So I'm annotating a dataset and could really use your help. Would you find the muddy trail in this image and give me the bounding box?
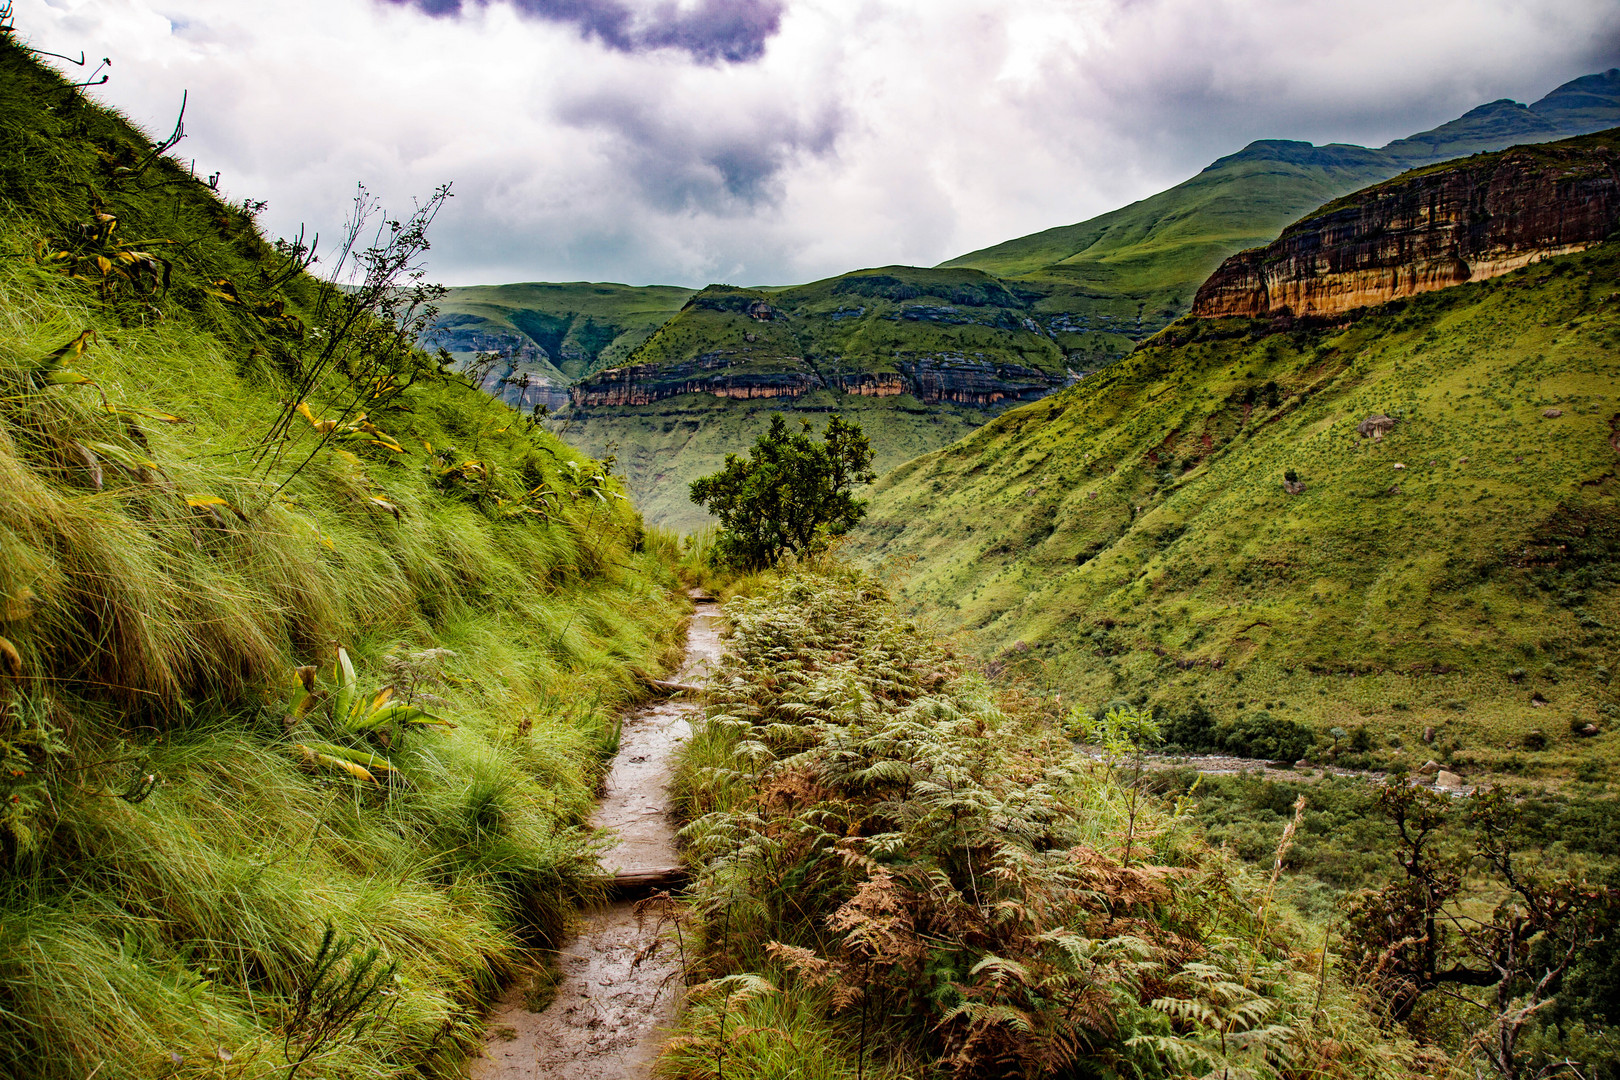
[471,595,722,1080]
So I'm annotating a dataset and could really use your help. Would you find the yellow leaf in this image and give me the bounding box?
[103,404,185,424]
[293,743,376,784]
[185,496,229,508]
[41,329,94,367]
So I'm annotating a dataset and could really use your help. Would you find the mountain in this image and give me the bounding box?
[424,280,693,410]
[1193,130,1620,318]
[848,128,1620,776]
[943,69,1620,352]
[442,70,1620,532]
[552,266,1073,530]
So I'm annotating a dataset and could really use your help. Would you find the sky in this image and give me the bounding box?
[20,0,1620,288]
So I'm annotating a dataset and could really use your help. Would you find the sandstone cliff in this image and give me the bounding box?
[1191,130,1620,319]
[568,353,1064,410]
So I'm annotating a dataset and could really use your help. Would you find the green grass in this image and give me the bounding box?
[849,239,1620,784]
[0,35,686,1080]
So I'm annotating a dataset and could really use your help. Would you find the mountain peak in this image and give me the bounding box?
[1202,139,1387,172]
[1531,67,1620,128]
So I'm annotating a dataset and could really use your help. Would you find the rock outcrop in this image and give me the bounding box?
[896,357,1062,406]
[567,353,1065,410]
[568,354,820,407]
[1192,131,1620,319]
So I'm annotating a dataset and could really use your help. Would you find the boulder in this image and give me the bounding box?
[1357,415,1398,441]
[1543,408,1563,418]
[1419,759,1441,775]
[1436,769,1465,791]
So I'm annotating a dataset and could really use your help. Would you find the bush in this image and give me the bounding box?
[1218,710,1316,761]
[1161,700,1220,752]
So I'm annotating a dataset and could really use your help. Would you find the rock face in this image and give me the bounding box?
[896,357,1062,406]
[568,354,1064,410]
[568,352,820,407]
[462,357,571,412]
[1192,132,1620,319]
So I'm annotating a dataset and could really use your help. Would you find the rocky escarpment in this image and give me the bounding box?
[895,357,1063,405]
[569,352,820,407]
[1192,130,1620,319]
[569,353,1066,410]
[464,358,571,412]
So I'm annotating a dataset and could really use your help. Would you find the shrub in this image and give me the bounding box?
[688,414,874,570]
[1161,699,1220,752]
[1219,709,1317,761]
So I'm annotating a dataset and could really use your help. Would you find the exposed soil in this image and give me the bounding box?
[470,594,722,1080]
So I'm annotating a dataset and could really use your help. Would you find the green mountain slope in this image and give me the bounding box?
[944,69,1620,350]
[554,266,1072,531]
[427,280,693,408]
[539,70,1620,534]
[849,240,1620,778]
[0,35,683,1079]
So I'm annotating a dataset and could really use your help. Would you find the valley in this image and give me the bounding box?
[847,129,1620,787]
[440,69,1620,531]
[6,13,1620,1080]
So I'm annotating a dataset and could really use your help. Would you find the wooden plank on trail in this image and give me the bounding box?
[647,679,703,695]
[604,865,689,897]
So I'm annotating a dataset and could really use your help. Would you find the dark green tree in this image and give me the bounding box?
[689,414,875,569]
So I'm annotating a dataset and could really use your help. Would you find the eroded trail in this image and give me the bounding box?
[471,596,722,1080]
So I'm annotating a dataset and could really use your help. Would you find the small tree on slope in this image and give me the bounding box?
[689,413,875,569]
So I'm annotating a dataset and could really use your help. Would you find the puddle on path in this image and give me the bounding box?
[470,596,722,1080]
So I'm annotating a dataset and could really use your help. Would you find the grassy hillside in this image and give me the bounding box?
[555,389,997,532]
[850,241,1620,782]
[553,266,1071,531]
[427,280,694,405]
[944,69,1620,353]
[0,34,684,1080]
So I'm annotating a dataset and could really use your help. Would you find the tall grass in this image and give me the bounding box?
[0,35,685,1080]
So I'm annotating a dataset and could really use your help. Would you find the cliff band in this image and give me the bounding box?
[1192,130,1620,318]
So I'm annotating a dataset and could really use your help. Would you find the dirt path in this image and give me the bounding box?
[470,595,723,1080]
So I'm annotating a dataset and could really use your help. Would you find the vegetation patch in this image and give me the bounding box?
[662,572,1414,1079]
[0,36,684,1080]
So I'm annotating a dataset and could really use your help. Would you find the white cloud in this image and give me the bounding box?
[19,0,1620,286]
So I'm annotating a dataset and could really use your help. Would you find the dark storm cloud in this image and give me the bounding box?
[381,0,785,63]
[556,90,842,213]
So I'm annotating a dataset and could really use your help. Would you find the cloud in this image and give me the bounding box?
[18,0,1620,289]
[554,87,842,211]
[378,0,785,63]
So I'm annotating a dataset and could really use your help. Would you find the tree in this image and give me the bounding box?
[689,414,875,569]
[1340,782,1617,1080]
